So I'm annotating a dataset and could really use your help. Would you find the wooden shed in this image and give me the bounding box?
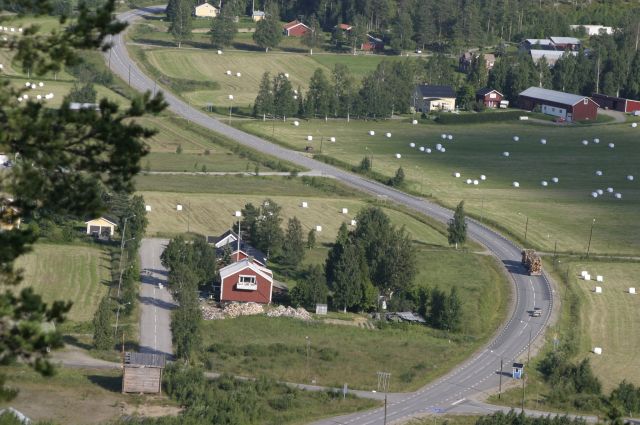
[122,352,166,394]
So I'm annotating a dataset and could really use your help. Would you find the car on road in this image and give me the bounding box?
[531,307,542,317]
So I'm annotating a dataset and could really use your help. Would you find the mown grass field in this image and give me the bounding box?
[569,261,640,391]
[138,188,448,245]
[14,244,111,323]
[240,119,640,255]
[5,77,128,107]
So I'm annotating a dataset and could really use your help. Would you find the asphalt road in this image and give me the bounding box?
[139,238,175,357]
[108,9,554,423]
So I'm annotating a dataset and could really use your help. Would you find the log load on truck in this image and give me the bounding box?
[521,249,542,275]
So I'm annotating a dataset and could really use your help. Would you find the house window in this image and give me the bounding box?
[237,275,257,290]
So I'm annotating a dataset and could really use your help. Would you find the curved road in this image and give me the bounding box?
[107,8,554,424]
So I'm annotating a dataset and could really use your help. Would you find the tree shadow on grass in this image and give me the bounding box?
[87,374,122,392]
[63,334,93,351]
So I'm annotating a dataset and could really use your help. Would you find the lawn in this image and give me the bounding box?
[14,243,111,323]
[137,189,448,245]
[240,119,640,255]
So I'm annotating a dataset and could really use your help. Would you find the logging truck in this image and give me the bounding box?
[521,249,542,275]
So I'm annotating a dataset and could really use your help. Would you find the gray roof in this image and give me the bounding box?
[416,84,456,99]
[252,10,265,16]
[525,38,553,46]
[529,50,577,65]
[519,87,589,106]
[550,36,581,45]
[124,352,166,367]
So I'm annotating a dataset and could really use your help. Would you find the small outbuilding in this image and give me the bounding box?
[518,87,599,122]
[85,216,117,238]
[194,2,219,18]
[413,85,456,112]
[512,362,524,379]
[591,93,640,114]
[122,352,166,394]
[252,10,265,22]
[476,88,504,108]
[220,258,273,304]
[361,34,384,52]
[283,20,310,37]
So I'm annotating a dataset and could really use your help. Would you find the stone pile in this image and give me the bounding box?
[266,305,312,321]
[224,302,264,318]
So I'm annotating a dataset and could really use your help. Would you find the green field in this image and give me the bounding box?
[14,244,111,323]
[240,119,640,255]
[569,261,640,391]
[138,188,448,245]
[6,77,128,107]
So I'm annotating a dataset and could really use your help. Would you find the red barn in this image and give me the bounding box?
[476,88,504,108]
[361,34,383,52]
[220,258,273,304]
[518,87,599,122]
[283,20,310,37]
[591,93,640,114]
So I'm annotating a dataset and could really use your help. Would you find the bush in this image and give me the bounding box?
[435,110,526,124]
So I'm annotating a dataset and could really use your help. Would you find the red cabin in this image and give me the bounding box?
[219,258,273,304]
[476,88,504,108]
[283,20,310,37]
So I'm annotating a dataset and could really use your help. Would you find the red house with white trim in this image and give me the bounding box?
[476,88,504,108]
[283,20,310,37]
[219,258,273,304]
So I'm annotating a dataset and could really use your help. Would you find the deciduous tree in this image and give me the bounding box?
[447,201,467,249]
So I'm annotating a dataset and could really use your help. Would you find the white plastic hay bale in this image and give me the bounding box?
[30,84,36,89]
[425,148,432,154]
[593,138,600,144]
[409,142,415,148]
[25,82,30,87]
[176,204,182,211]
[315,225,322,232]
[513,181,520,188]
[593,347,602,355]
[594,286,602,293]
[412,119,418,125]
[395,153,402,159]
[596,275,603,282]
[236,72,242,77]
[36,95,41,100]
[330,137,336,142]
[503,151,510,157]
[629,287,636,294]
[284,73,289,78]
[22,94,28,100]
[627,175,634,181]
[350,219,357,226]
[595,170,603,176]
[145,205,152,212]
[226,70,231,75]
[234,210,242,217]
[217,49,222,54]
[38,82,43,87]
[441,134,447,139]
[582,140,589,146]
[552,177,559,183]
[540,139,547,145]
[386,132,392,138]
[369,130,375,136]
[436,143,442,150]
[591,192,599,198]
[609,143,615,148]
[584,274,591,281]
[632,122,638,128]
[615,193,622,199]
[513,136,519,142]
[597,189,604,195]
[228,94,234,101]
[447,134,453,140]
[541,180,548,187]
[473,179,479,185]
[466,179,472,185]
[18,28,22,32]
[341,208,348,214]
[293,120,299,126]
[440,147,446,153]
[419,146,425,152]
[453,172,461,178]
[17,96,22,102]
[307,135,313,141]
[301,201,308,208]
[581,270,588,277]
[607,187,614,193]
[480,175,486,181]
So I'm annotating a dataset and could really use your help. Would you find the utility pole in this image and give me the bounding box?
[377,371,391,425]
[235,210,242,262]
[114,214,135,338]
[521,374,526,413]
[498,358,504,399]
[527,328,532,364]
[586,218,596,258]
